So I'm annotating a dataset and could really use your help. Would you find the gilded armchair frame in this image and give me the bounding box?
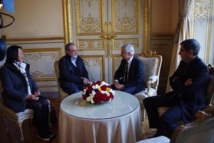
[54,60,68,101]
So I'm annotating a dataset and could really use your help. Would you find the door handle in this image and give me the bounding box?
[100,34,117,40]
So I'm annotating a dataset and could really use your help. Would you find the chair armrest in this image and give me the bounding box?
[148,75,158,83]
[0,103,18,121]
[146,75,158,96]
[171,117,214,143]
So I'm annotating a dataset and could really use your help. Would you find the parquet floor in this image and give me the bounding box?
[0,93,155,143]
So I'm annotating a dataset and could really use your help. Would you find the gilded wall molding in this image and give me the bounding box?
[112,0,140,33]
[81,55,105,81]
[152,44,168,69]
[113,38,139,50]
[5,37,64,42]
[143,0,151,50]
[75,0,104,34]
[23,48,62,81]
[112,55,122,81]
[77,39,104,50]
[63,0,72,43]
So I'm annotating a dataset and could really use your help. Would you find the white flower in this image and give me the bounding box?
[83,81,114,104]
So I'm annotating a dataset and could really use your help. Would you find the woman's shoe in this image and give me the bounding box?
[36,133,50,141]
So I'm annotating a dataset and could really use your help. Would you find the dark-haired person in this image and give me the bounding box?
[113,44,145,94]
[58,42,90,95]
[144,39,209,138]
[0,45,55,141]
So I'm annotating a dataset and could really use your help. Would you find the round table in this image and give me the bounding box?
[59,90,142,143]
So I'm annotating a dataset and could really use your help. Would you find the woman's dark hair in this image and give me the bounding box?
[180,39,200,56]
[6,45,23,64]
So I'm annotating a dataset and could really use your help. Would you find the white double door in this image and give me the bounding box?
[66,0,146,83]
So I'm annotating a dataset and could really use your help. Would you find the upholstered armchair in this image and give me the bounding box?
[134,50,162,120]
[137,110,214,143]
[137,65,214,143]
[170,105,214,143]
[170,64,214,143]
[0,73,53,142]
[54,60,68,101]
[0,83,34,143]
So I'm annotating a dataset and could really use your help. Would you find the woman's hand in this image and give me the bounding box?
[26,95,39,100]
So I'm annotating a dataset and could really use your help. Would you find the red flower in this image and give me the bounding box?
[82,81,114,104]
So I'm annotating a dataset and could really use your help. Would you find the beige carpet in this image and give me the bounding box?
[142,115,157,139]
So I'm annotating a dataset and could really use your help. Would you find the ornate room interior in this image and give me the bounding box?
[0,0,214,143]
[1,0,213,94]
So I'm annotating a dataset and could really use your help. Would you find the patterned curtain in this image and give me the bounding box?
[166,0,193,92]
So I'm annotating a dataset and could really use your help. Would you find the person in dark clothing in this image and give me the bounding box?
[0,45,55,141]
[143,39,209,138]
[113,44,145,94]
[58,43,90,95]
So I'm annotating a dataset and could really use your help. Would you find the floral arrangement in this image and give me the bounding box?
[82,80,115,104]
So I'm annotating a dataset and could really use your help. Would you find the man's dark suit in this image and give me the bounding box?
[114,56,145,94]
[59,55,88,94]
[143,56,209,137]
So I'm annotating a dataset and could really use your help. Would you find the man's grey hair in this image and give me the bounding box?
[122,44,135,56]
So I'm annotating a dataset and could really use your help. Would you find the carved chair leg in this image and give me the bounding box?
[18,123,24,143]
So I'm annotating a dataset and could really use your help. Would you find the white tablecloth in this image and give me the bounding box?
[59,90,142,143]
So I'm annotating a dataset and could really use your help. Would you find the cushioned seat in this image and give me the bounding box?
[0,98,33,142]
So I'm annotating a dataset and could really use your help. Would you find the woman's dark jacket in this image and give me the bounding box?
[0,63,39,112]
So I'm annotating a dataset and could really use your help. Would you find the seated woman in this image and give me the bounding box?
[0,45,55,141]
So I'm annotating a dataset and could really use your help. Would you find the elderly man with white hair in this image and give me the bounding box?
[113,44,145,94]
